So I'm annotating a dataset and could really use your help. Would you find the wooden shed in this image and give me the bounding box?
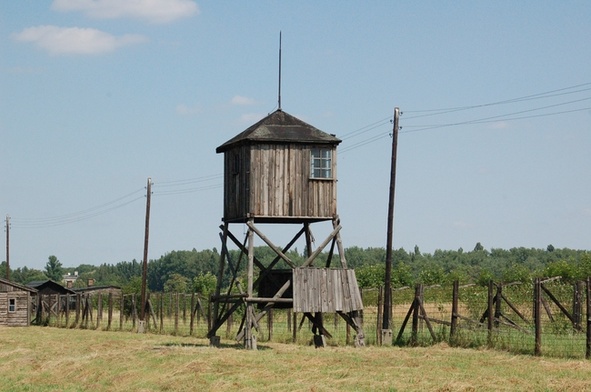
[209,109,365,349]
[0,278,36,327]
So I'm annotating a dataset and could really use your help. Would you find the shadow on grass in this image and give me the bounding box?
[158,341,273,350]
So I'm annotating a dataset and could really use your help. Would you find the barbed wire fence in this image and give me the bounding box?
[33,277,591,359]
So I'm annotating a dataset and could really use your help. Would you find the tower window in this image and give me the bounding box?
[310,148,332,179]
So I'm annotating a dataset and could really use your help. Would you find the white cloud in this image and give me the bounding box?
[13,25,146,55]
[230,95,257,106]
[176,103,202,116]
[51,0,199,24]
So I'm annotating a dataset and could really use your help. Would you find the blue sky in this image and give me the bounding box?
[1,1,590,270]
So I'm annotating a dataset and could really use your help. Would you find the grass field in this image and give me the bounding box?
[1,326,590,391]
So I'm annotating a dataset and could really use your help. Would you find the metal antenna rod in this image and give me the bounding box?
[278,31,282,110]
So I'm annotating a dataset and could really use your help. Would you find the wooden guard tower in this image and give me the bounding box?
[208,109,365,349]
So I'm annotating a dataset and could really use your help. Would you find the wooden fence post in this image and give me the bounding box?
[189,292,195,336]
[174,293,179,335]
[411,284,421,346]
[182,294,187,324]
[159,292,164,333]
[120,294,125,330]
[450,280,459,343]
[107,293,113,331]
[573,281,583,332]
[494,283,503,328]
[75,293,81,327]
[487,280,494,347]
[96,293,102,330]
[586,277,591,360]
[131,294,137,329]
[65,294,70,328]
[377,286,383,345]
[534,277,542,356]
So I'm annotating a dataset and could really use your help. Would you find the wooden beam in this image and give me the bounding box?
[246,221,296,268]
[302,224,341,268]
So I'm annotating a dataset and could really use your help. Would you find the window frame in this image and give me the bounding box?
[8,298,16,313]
[310,147,334,180]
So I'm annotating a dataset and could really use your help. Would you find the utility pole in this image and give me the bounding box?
[382,107,400,345]
[139,178,152,333]
[5,215,9,280]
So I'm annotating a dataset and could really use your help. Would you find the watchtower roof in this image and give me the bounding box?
[216,109,341,153]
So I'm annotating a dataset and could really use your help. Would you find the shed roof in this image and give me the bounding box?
[26,279,76,294]
[72,285,122,293]
[216,109,341,153]
[0,278,37,293]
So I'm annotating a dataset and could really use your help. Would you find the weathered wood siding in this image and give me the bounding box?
[292,268,363,313]
[223,145,251,221]
[0,292,31,326]
[223,143,337,221]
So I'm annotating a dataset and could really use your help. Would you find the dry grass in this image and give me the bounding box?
[1,326,590,391]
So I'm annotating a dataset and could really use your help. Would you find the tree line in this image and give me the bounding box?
[2,243,590,294]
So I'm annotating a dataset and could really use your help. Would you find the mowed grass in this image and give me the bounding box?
[1,326,590,391]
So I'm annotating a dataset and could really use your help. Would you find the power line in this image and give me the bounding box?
[403,82,591,119]
[400,106,591,135]
[11,195,145,228]
[339,82,591,153]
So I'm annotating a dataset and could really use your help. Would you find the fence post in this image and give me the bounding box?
[376,286,383,345]
[573,281,583,331]
[174,293,179,335]
[159,293,164,333]
[494,283,503,328]
[107,292,113,331]
[96,293,102,330]
[586,277,591,360]
[131,294,137,329]
[189,292,195,336]
[65,294,70,328]
[534,277,542,356]
[411,284,421,346]
[487,280,494,347]
[75,293,81,327]
[120,294,125,330]
[450,280,459,343]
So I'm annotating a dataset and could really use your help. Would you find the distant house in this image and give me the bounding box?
[63,272,79,289]
[0,278,37,326]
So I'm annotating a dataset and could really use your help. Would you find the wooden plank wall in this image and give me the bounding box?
[249,144,337,219]
[293,268,363,313]
[0,292,31,326]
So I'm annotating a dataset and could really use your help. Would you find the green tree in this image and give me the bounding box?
[11,266,46,284]
[193,272,217,296]
[356,264,385,288]
[544,259,577,282]
[164,273,189,293]
[123,276,143,295]
[44,255,63,282]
